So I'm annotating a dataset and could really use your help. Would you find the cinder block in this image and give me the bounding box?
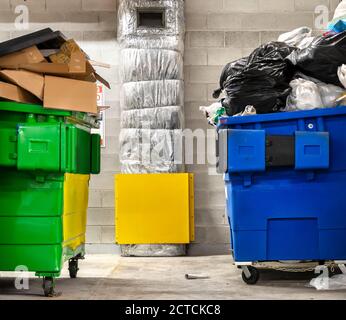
[85,243,120,254]
[89,172,116,190]
[28,12,99,31]
[82,0,117,11]
[184,83,208,102]
[185,101,209,121]
[224,0,259,12]
[188,244,231,255]
[105,117,121,138]
[241,47,256,57]
[46,0,82,11]
[0,0,10,11]
[259,0,294,12]
[205,226,230,244]
[101,154,120,172]
[207,48,242,66]
[188,66,222,84]
[185,14,207,31]
[83,30,117,43]
[189,31,224,47]
[225,31,260,48]
[101,190,115,208]
[275,12,314,30]
[195,189,225,209]
[184,48,207,66]
[101,136,118,155]
[10,0,45,11]
[103,102,120,121]
[240,13,278,31]
[194,225,229,244]
[86,226,102,243]
[194,172,225,192]
[88,190,102,208]
[194,208,226,226]
[100,226,115,244]
[98,12,117,32]
[260,31,284,44]
[185,0,223,13]
[87,208,115,226]
[207,14,242,30]
[295,0,329,12]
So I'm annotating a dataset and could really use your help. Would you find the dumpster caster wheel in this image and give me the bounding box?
[43,277,55,297]
[68,259,79,279]
[241,267,260,285]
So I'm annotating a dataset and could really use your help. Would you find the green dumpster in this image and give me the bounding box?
[0,101,101,296]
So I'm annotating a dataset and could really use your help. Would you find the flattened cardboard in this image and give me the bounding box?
[49,39,87,74]
[49,39,110,87]
[0,81,39,104]
[0,69,44,100]
[0,46,45,66]
[43,75,97,114]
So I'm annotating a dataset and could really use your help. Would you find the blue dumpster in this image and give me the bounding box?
[217,106,346,284]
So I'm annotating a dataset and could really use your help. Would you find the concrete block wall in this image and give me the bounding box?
[0,0,341,255]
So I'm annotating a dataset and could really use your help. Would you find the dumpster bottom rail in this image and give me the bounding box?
[234,261,346,285]
[235,261,344,272]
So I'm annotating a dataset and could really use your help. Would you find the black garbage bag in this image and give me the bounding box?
[215,42,296,116]
[287,31,346,86]
[212,57,248,99]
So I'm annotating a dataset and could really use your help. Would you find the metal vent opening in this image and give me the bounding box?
[137,9,166,28]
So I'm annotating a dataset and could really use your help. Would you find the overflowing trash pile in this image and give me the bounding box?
[203,1,346,126]
[0,28,109,114]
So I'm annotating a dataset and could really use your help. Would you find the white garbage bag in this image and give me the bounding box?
[333,0,346,20]
[278,27,314,49]
[310,273,346,290]
[338,64,346,89]
[285,77,345,111]
[199,101,226,126]
[318,82,345,107]
[285,78,323,111]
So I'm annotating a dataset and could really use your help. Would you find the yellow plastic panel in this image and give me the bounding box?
[63,173,90,250]
[115,173,194,244]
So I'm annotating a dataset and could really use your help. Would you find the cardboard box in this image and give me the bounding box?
[43,75,97,114]
[0,46,45,66]
[0,81,39,104]
[0,69,44,100]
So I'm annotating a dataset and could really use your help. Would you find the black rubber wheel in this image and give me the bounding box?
[241,267,260,285]
[43,277,55,297]
[68,259,79,279]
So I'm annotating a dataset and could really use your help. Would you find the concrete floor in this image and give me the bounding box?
[0,255,345,300]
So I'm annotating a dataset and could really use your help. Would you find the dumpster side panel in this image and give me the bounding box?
[0,170,64,217]
[0,245,62,272]
[62,173,89,255]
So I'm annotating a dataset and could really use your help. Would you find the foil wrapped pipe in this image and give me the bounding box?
[118,0,185,43]
[121,80,184,110]
[121,106,184,130]
[119,129,183,165]
[119,36,184,53]
[121,162,183,174]
[120,48,184,82]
